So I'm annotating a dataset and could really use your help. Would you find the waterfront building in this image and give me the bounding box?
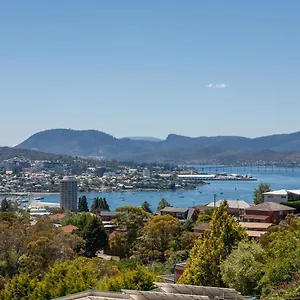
[60,176,78,211]
[143,168,150,178]
[263,189,300,203]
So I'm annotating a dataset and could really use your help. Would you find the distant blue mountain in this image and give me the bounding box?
[125,137,162,142]
[15,128,300,163]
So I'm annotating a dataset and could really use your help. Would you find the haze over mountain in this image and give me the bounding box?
[14,129,300,164]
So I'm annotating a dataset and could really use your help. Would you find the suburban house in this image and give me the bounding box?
[193,221,273,239]
[159,207,197,222]
[263,189,300,203]
[174,262,187,283]
[206,199,250,217]
[51,283,245,299]
[239,222,273,239]
[49,213,66,221]
[241,202,295,224]
[193,223,210,236]
[100,211,116,222]
[60,224,78,233]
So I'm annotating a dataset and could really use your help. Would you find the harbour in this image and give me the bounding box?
[34,165,300,211]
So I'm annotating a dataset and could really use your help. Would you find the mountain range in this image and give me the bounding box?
[14,129,300,164]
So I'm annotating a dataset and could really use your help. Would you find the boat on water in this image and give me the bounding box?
[33,197,44,200]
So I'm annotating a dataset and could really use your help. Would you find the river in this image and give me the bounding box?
[40,165,300,211]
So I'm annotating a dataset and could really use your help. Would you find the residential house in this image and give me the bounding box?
[264,189,300,203]
[100,211,116,222]
[239,222,273,239]
[60,224,78,233]
[206,199,250,217]
[241,202,295,224]
[193,223,210,236]
[159,207,197,222]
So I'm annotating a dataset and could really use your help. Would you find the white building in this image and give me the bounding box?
[143,168,150,178]
[263,189,300,203]
[60,176,78,211]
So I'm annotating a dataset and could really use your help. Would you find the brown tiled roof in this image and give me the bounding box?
[246,202,295,212]
[241,214,269,220]
[61,225,78,233]
[239,222,273,230]
[193,223,210,231]
[246,230,267,238]
[49,213,66,220]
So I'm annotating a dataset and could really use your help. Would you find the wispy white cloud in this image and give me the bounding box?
[206,83,228,89]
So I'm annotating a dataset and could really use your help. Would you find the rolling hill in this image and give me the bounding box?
[15,129,300,164]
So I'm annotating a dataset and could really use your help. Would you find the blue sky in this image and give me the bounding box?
[1,1,300,146]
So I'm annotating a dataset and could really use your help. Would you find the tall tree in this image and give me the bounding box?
[90,197,110,214]
[221,241,266,296]
[78,196,89,212]
[157,198,171,211]
[63,213,107,257]
[141,201,152,213]
[113,206,148,257]
[142,215,180,253]
[253,182,271,205]
[0,198,13,212]
[179,201,247,286]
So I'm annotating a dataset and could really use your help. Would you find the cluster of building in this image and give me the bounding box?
[0,157,199,195]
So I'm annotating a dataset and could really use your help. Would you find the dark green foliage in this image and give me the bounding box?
[0,198,14,212]
[196,209,213,224]
[281,201,300,213]
[90,197,110,214]
[221,241,266,296]
[78,196,89,212]
[165,250,189,273]
[253,182,271,205]
[141,201,152,213]
[111,206,148,258]
[157,198,171,211]
[63,213,107,257]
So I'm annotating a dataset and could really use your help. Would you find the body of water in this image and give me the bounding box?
[40,165,300,211]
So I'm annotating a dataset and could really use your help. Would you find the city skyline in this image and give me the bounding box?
[1,1,300,146]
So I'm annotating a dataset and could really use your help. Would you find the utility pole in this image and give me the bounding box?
[213,191,216,208]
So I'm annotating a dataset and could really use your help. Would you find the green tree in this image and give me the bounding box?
[179,201,247,286]
[221,241,266,296]
[63,213,107,257]
[196,209,213,224]
[99,266,157,292]
[253,182,271,205]
[31,257,117,299]
[0,198,13,212]
[0,273,38,300]
[157,198,171,211]
[142,215,180,253]
[258,223,300,296]
[113,206,148,257]
[109,232,129,258]
[165,250,189,273]
[77,196,89,212]
[141,201,152,213]
[90,197,110,214]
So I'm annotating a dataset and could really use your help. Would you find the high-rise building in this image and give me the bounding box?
[60,176,78,211]
[143,168,151,178]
